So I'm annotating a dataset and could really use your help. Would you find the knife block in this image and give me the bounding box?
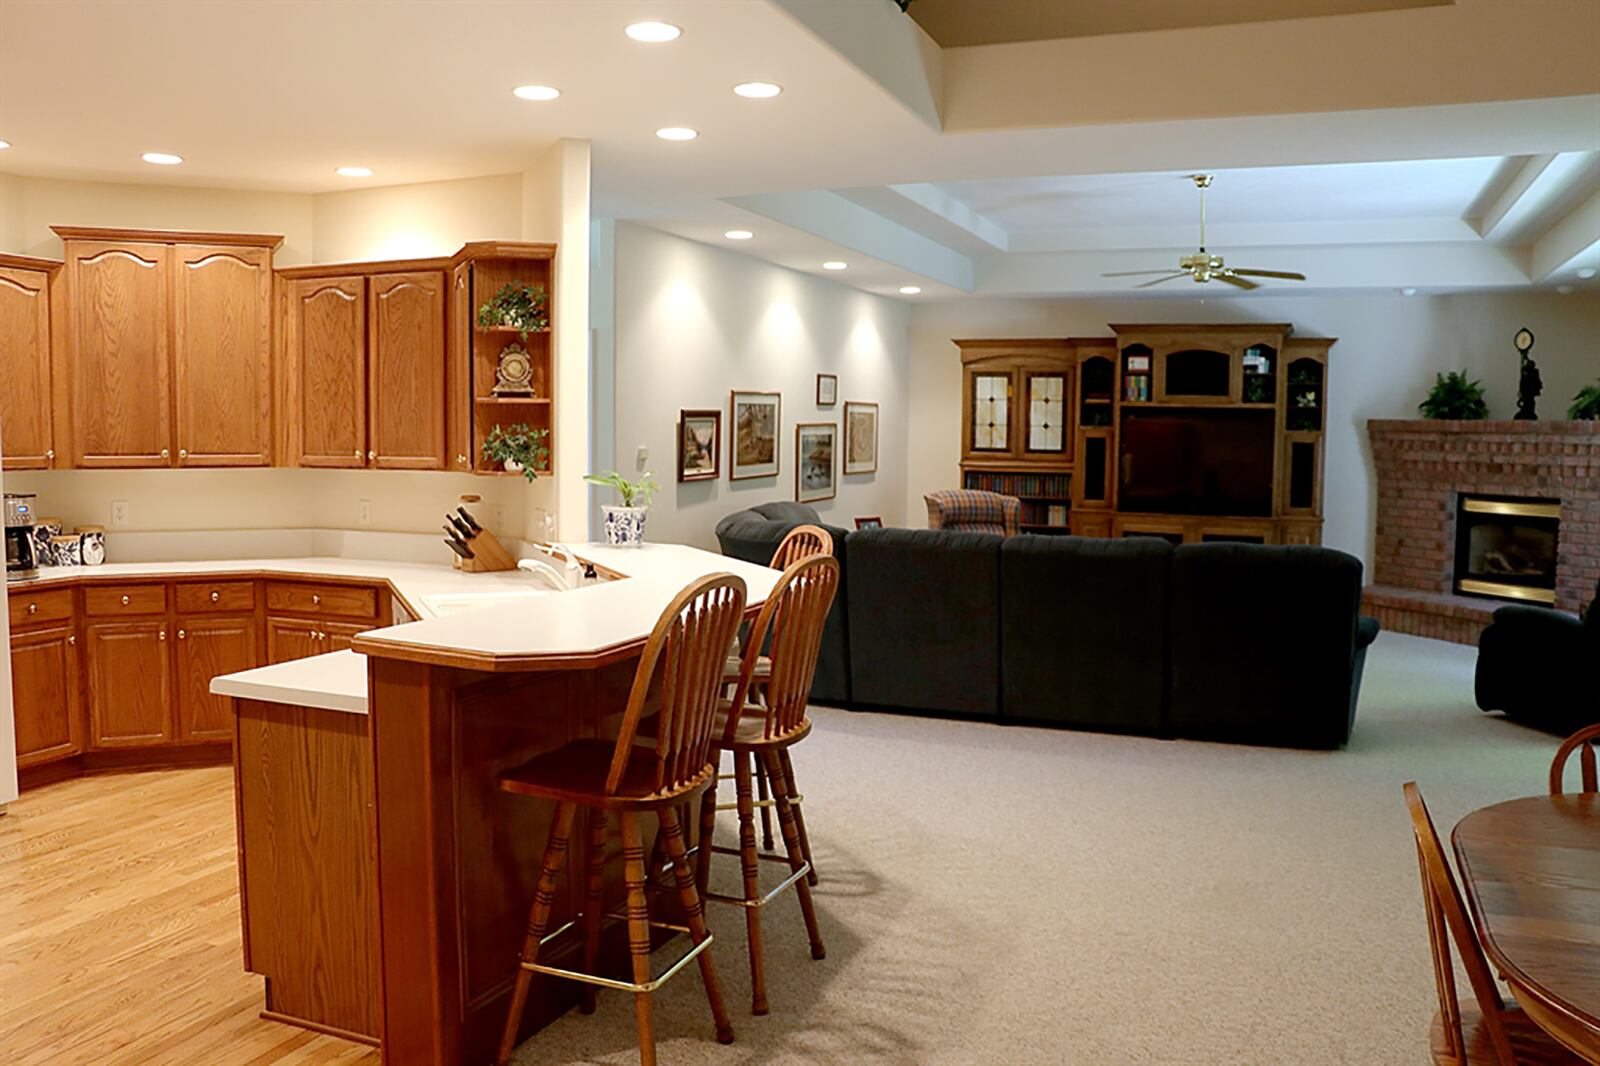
[454,528,518,573]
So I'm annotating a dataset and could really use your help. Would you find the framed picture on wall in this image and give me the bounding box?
[844,400,878,475]
[677,409,721,482]
[816,373,838,406]
[855,516,883,530]
[795,422,836,503]
[729,389,781,480]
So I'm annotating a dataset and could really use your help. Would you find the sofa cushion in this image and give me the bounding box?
[1168,544,1364,749]
[751,501,821,525]
[1000,535,1171,732]
[846,528,1002,716]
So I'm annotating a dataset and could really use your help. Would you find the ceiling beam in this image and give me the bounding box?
[1474,151,1600,243]
[769,0,944,130]
[1530,188,1600,281]
[1006,217,1483,254]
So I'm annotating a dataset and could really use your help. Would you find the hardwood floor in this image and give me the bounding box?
[0,766,379,1064]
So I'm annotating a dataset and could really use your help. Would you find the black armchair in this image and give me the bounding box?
[1475,580,1599,734]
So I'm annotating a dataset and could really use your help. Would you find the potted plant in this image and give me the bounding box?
[1418,370,1489,420]
[584,469,660,547]
[477,280,549,340]
[1569,381,1600,421]
[481,423,549,481]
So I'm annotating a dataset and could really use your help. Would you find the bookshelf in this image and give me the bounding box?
[957,339,1076,533]
[459,242,556,477]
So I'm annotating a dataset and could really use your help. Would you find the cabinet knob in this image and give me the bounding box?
[161,448,170,459]
[210,590,220,602]
[312,593,321,605]
[67,634,76,646]
[27,602,37,614]
[457,454,468,465]
[367,450,376,461]
[46,449,55,461]
[355,449,362,459]
[178,628,186,640]
[179,448,188,459]
[159,629,167,641]
[121,595,130,606]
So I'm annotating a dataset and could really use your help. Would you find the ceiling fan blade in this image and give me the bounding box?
[1229,269,1306,280]
[1134,273,1188,289]
[1102,269,1185,277]
[1215,273,1259,290]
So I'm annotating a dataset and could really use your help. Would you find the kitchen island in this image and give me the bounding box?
[214,543,779,1065]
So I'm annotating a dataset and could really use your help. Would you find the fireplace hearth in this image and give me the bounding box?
[1454,495,1560,605]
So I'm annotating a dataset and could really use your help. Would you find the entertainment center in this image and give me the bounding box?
[958,324,1333,545]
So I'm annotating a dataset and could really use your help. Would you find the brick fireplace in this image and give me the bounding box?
[1365,420,1600,644]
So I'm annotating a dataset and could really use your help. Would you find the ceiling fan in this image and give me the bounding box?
[1103,174,1307,290]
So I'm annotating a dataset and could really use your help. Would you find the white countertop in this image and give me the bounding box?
[213,650,369,715]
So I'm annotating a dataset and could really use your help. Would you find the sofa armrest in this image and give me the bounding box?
[1355,616,1380,650]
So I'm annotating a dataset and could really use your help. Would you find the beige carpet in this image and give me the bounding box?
[513,633,1565,1066]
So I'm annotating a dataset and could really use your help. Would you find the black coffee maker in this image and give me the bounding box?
[4,492,39,582]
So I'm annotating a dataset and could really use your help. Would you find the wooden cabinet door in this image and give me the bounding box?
[0,266,56,469]
[447,261,473,472]
[85,619,172,747]
[10,624,81,767]
[176,615,257,741]
[290,277,367,467]
[324,621,369,653]
[266,616,323,664]
[68,241,172,467]
[368,271,446,470]
[173,245,272,466]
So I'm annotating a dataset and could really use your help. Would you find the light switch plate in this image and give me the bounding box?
[110,500,129,528]
[359,499,372,526]
[636,445,648,468]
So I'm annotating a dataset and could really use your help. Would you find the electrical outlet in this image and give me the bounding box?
[636,445,648,469]
[359,499,372,526]
[110,500,129,528]
[491,505,505,532]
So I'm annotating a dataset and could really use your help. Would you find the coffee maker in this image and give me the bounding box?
[4,493,39,582]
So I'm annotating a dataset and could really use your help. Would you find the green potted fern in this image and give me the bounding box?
[1569,381,1600,421]
[476,280,548,340]
[481,423,549,481]
[1418,371,1489,420]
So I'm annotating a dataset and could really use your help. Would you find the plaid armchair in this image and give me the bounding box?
[923,489,1022,537]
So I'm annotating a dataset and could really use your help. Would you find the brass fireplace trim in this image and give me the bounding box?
[1461,498,1562,520]
[1457,578,1557,605]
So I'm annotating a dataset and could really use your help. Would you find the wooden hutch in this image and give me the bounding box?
[958,324,1332,545]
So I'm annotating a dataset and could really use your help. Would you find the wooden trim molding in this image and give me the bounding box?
[50,225,285,250]
[275,256,455,280]
[454,240,557,263]
[0,251,64,271]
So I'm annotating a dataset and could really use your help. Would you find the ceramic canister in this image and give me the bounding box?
[50,534,82,567]
[31,518,62,566]
[76,525,106,566]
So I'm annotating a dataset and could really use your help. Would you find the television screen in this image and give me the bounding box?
[1119,408,1275,516]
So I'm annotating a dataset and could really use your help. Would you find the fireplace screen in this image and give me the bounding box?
[1454,495,1560,605]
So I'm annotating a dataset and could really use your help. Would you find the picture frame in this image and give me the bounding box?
[677,409,721,482]
[729,389,782,481]
[795,422,837,503]
[816,373,838,406]
[843,400,879,475]
[855,516,883,530]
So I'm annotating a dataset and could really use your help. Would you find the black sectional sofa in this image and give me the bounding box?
[1475,579,1598,735]
[714,505,1380,749]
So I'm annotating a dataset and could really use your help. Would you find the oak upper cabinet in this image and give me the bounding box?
[288,276,367,467]
[173,244,273,465]
[65,239,172,467]
[85,618,172,747]
[0,260,60,469]
[368,271,446,469]
[175,615,257,741]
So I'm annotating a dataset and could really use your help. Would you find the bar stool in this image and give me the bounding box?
[698,553,839,1015]
[724,523,833,859]
[494,573,747,1066]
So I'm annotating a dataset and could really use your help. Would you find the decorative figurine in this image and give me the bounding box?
[492,342,536,396]
[1514,327,1541,421]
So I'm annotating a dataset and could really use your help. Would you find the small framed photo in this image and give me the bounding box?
[816,373,838,406]
[855,516,883,530]
[677,409,721,482]
[843,400,878,475]
[730,389,781,481]
[795,422,836,503]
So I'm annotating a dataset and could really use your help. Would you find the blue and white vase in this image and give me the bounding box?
[603,505,648,547]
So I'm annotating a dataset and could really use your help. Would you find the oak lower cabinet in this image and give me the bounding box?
[0,258,60,470]
[266,617,325,664]
[85,618,173,747]
[9,624,81,768]
[175,615,258,741]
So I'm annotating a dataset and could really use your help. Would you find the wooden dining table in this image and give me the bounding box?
[1453,793,1600,1063]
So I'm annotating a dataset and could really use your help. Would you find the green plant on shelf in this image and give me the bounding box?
[1418,370,1489,420]
[481,423,549,481]
[477,280,548,339]
[1569,381,1600,421]
[1242,375,1275,403]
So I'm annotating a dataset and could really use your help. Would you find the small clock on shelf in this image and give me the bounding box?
[493,343,536,396]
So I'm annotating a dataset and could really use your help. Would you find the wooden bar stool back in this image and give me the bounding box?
[1549,724,1600,794]
[494,573,748,1066]
[1402,782,1583,1066]
[699,554,839,1016]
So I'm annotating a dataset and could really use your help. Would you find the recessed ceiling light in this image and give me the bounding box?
[733,82,782,99]
[1399,287,1418,296]
[724,230,754,240]
[655,127,698,141]
[626,21,681,42]
[513,85,561,101]
[0,140,10,150]
[335,166,373,178]
[823,261,847,271]
[1577,267,1597,279]
[899,285,922,295]
[142,152,183,165]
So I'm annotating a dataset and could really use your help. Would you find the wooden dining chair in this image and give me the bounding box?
[1401,783,1583,1066]
[1549,723,1600,795]
[494,574,747,1066]
[698,553,839,1016]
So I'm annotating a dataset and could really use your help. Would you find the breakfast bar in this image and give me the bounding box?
[213,544,779,1065]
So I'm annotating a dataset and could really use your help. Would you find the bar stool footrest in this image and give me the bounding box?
[702,851,812,909]
[520,913,714,994]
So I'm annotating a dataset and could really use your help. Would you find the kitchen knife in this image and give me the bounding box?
[456,506,483,533]
[446,512,474,539]
[443,525,477,558]
[442,537,473,560]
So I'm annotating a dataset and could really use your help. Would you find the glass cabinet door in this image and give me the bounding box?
[970,372,1011,451]
[1026,372,1066,453]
